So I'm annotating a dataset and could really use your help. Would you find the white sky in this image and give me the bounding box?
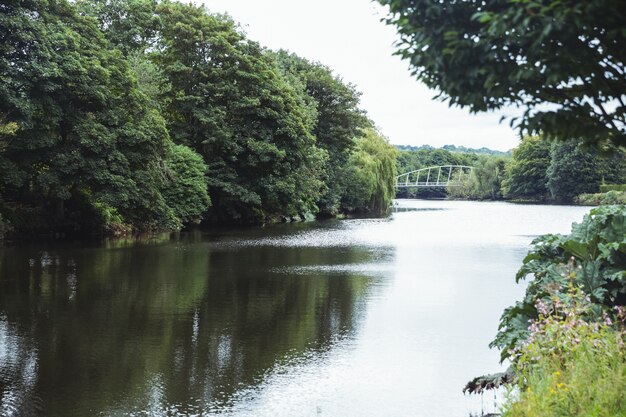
[200,0,521,151]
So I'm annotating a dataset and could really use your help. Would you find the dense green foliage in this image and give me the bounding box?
[547,141,602,202]
[396,144,511,157]
[0,213,9,239]
[448,155,508,200]
[601,184,626,193]
[0,0,396,237]
[342,129,398,215]
[276,51,370,215]
[492,205,626,362]
[417,135,626,203]
[161,144,211,225]
[471,207,626,413]
[273,51,370,216]
[576,191,626,206]
[153,3,327,223]
[501,286,626,417]
[379,0,626,147]
[502,136,552,200]
[0,0,183,234]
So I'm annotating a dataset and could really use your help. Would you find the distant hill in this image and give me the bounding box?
[395,144,511,156]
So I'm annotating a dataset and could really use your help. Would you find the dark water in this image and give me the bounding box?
[0,201,592,416]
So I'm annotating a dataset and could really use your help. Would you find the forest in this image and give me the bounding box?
[0,0,397,239]
[396,136,626,203]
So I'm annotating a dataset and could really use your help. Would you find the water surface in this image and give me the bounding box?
[0,200,592,416]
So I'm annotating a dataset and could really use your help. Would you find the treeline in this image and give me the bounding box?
[397,135,626,202]
[0,0,397,238]
[396,144,511,156]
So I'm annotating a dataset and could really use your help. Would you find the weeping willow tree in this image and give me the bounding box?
[341,128,398,215]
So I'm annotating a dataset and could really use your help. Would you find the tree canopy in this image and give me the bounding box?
[0,0,184,232]
[273,51,369,215]
[501,135,552,200]
[396,137,626,203]
[379,0,626,147]
[0,0,397,237]
[546,141,602,201]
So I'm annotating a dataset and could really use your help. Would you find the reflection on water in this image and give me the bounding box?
[0,200,591,416]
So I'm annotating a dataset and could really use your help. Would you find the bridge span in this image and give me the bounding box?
[395,165,473,188]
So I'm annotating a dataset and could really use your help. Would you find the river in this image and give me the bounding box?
[0,200,592,417]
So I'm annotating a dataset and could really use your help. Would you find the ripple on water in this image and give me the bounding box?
[270,263,395,276]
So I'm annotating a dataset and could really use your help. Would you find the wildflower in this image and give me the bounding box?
[529,322,540,334]
[536,299,550,316]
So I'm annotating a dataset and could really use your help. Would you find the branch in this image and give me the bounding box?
[593,97,621,132]
[463,367,515,394]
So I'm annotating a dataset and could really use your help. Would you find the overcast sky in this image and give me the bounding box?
[200,0,520,151]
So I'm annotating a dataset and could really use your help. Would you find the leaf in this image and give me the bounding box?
[561,239,589,260]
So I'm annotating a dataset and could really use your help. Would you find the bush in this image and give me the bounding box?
[92,202,132,236]
[162,144,211,224]
[492,205,626,362]
[576,190,626,206]
[600,184,626,193]
[502,280,626,417]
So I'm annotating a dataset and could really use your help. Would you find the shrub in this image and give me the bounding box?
[92,202,132,236]
[162,144,211,224]
[492,205,626,362]
[600,184,626,193]
[576,190,626,205]
[502,278,626,417]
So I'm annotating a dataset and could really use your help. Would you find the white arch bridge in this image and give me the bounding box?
[396,165,473,188]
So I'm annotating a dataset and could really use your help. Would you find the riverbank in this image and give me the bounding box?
[575,190,626,205]
[0,207,391,242]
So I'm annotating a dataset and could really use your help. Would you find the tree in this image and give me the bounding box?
[152,3,326,223]
[379,0,626,147]
[1,0,399,236]
[162,144,211,224]
[342,129,397,215]
[449,155,508,200]
[273,51,369,215]
[76,0,161,55]
[596,146,626,185]
[0,0,179,233]
[546,141,601,202]
[502,135,552,200]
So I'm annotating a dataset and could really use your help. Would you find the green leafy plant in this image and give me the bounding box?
[577,191,626,206]
[341,128,398,215]
[92,202,132,236]
[492,205,626,362]
[501,277,626,417]
[601,184,626,193]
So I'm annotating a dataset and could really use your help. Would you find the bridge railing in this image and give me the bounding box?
[395,165,473,188]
